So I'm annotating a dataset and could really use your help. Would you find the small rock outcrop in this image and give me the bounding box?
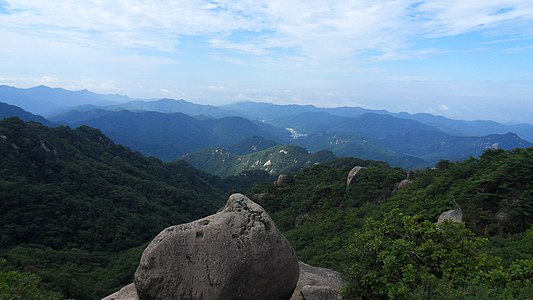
[437,209,463,224]
[290,261,344,300]
[346,166,365,186]
[395,179,413,190]
[134,193,299,300]
[276,174,291,187]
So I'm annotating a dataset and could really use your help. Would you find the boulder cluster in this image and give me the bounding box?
[103,194,342,300]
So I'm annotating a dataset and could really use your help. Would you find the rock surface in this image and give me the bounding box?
[134,193,299,300]
[276,174,291,187]
[103,260,344,300]
[290,261,343,300]
[101,283,138,300]
[395,179,413,190]
[346,166,365,186]
[437,209,463,224]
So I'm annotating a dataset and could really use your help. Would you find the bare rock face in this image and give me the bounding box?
[437,209,463,224]
[290,261,344,300]
[102,283,138,300]
[346,166,366,186]
[134,193,299,300]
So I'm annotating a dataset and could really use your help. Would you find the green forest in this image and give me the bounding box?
[0,118,269,299]
[250,149,533,298]
[1,118,532,299]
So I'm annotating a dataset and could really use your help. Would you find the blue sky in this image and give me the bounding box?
[1,1,533,124]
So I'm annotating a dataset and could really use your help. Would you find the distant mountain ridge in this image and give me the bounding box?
[2,85,531,141]
[50,109,290,161]
[79,98,246,119]
[0,85,135,116]
[225,101,533,142]
[264,111,531,168]
[3,85,532,168]
[0,101,54,126]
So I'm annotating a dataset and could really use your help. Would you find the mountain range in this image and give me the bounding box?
[1,85,532,170]
[48,109,289,161]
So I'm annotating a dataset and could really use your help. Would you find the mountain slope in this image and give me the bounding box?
[376,130,531,161]
[51,110,290,161]
[294,132,429,168]
[226,135,279,155]
[265,112,531,167]
[394,112,533,143]
[0,102,54,126]
[0,117,237,298]
[0,117,226,251]
[183,144,336,177]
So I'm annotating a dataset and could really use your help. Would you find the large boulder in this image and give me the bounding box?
[134,193,299,300]
[290,261,344,300]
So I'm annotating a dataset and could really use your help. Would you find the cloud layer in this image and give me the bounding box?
[2,0,533,60]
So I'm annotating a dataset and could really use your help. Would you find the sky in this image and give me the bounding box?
[1,1,533,124]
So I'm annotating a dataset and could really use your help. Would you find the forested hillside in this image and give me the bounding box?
[183,144,336,177]
[50,109,290,161]
[250,149,533,298]
[0,118,268,299]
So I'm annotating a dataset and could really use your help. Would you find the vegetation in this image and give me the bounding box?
[249,148,533,298]
[183,144,336,177]
[0,258,61,299]
[0,118,270,299]
[346,210,533,299]
[1,116,532,299]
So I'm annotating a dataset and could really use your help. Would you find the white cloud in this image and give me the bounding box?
[2,0,533,61]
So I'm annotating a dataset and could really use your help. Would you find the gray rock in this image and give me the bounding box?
[346,166,365,186]
[134,193,299,300]
[437,209,463,224]
[102,283,138,300]
[290,261,344,300]
[276,174,291,187]
[395,179,413,190]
